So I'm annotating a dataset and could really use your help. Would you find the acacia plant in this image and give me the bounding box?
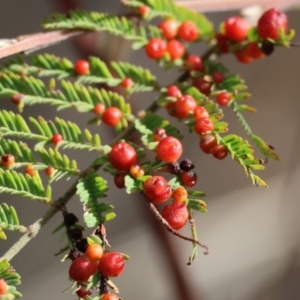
[0,1,294,299]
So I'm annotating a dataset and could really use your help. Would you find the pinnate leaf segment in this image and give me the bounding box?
[0,1,293,299]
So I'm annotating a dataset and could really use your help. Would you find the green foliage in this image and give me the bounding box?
[2,55,158,93]
[0,259,22,299]
[0,170,49,202]
[218,134,267,187]
[37,148,79,182]
[42,11,161,48]
[76,170,115,227]
[0,203,26,240]
[0,110,104,152]
[123,0,214,40]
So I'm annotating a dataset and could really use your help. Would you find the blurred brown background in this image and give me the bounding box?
[1,1,300,299]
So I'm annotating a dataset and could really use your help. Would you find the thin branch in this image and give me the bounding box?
[0,30,85,60]
[142,193,209,255]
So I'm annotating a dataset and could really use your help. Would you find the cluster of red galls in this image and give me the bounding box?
[164,85,228,159]
[68,242,123,300]
[108,126,223,231]
[217,8,288,63]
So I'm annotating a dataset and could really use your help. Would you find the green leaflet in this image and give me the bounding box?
[0,260,22,299]
[0,203,26,239]
[76,171,114,228]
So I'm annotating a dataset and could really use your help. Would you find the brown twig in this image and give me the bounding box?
[142,193,209,254]
[0,30,85,60]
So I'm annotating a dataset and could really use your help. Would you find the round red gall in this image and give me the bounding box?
[25,164,36,177]
[85,244,104,262]
[0,279,8,295]
[101,293,120,300]
[76,286,92,298]
[145,38,167,60]
[212,144,228,160]
[11,93,23,106]
[74,60,90,75]
[98,252,125,278]
[178,21,199,42]
[166,85,181,98]
[102,107,122,127]
[224,17,249,42]
[257,8,288,40]
[193,106,209,121]
[109,142,137,171]
[167,40,185,60]
[138,5,150,17]
[69,256,98,282]
[143,176,172,204]
[1,154,15,167]
[216,92,232,106]
[45,166,55,176]
[114,172,127,189]
[93,103,105,115]
[199,135,218,154]
[121,78,134,89]
[158,19,178,40]
[185,55,204,72]
[51,133,63,145]
[181,171,197,187]
[245,42,264,59]
[175,95,197,118]
[194,117,214,135]
[156,136,183,163]
[235,49,253,64]
[162,202,188,230]
[193,78,212,96]
[212,71,225,84]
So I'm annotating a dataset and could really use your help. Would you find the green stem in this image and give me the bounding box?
[230,102,253,136]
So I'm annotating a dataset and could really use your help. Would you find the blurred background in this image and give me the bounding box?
[1,1,300,299]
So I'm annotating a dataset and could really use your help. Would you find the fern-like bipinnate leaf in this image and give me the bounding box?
[123,0,214,40]
[76,170,115,228]
[0,73,132,131]
[218,134,267,187]
[42,11,162,48]
[2,55,158,93]
[0,170,49,202]
[0,260,22,299]
[37,148,79,182]
[0,110,105,152]
[0,203,26,240]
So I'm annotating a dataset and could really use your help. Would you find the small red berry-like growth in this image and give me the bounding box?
[102,107,122,127]
[181,171,198,187]
[11,93,23,105]
[98,252,125,278]
[156,136,183,163]
[216,92,232,106]
[153,128,167,141]
[172,186,188,202]
[166,85,181,98]
[194,117,214,135]
[74,60,90,75]
[257,8,288,40]
[158,19,178,40]
[167,40,185,60]
[179,158,195,171]
[113,172,127,189]
[185,55,204,72]
[178,21,199,41]
[121,78,134,89]
[109,142,137,171]
[1,154,15,167]
[129,164,145,178]
[138,5,150,17]
[143,176,172,204]
[212,71,225,83]
[69,256,98,282]
[0,279,8,295]
[224,16,249,42]
[215,33,229,53]
[51,133,63,145]
[145,38,167,59]
[235,49,252,64]
[212,144,228,160]
[245,42,264,59]
[101,293,120,300]
[85,244,104,262]
[175,95,197,118]
[45,166,54,176]
[199,135,218,154]
[93,103,105,115]
[161,202,189,230]
[193,78,212,96]
[193,105,209,121]
[166,101,177,117]
[76,286,92,298]
[25,164,36,177]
